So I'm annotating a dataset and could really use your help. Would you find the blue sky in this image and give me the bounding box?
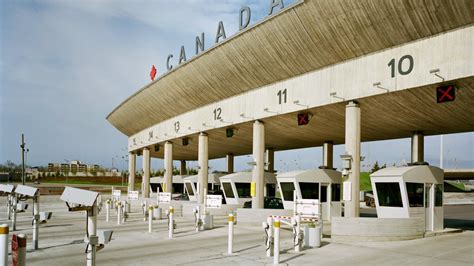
[0,0,472,172]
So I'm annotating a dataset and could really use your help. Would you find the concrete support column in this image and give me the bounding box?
[198,133,209,205]
[142,148,151,198]
[265,148,274,172]
[322,141,334,169]
[226,154,234,173]
[128,153,136,191]
[164,142,173,193]
[344,101,361,217]
[252,121,265,209]
[180,160,187,175]
[411,132,424,164]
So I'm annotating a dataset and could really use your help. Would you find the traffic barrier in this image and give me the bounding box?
[168,207,175,239]
[227,214,234,255]
[0,224,8,266]
[273,219,280,265]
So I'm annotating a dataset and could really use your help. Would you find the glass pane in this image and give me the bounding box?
[332,184,341,201]
[375,182,403,207]
[321,186,327,203]
[185,183,194,196]
[406,183,424,207]
[280,182,295,201]
[223,182,234,198]
[300,182,319,199]
[435,184,443,206]
[235,183,251,198]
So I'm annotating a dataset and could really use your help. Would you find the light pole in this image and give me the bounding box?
[20,134,27,185]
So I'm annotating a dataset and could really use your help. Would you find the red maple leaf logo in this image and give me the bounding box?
[150,65,157,81]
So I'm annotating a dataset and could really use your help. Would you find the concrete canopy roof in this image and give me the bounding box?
[107,0,474,137]
[147,77,474,160]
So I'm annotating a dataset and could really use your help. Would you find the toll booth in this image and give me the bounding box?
[277,169,342,221]
[370,165,444,232]
[184,172,227,202]
[220,171,277,206]
[150,175,188,194]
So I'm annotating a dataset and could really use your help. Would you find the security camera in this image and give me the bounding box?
[60,187,99,211]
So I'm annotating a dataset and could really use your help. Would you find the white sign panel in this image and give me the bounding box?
[343,181,352,201]
[295,199,319,217]
[112,190,121,199]
[206,195,222,209]
[128,190,139,201]
[157,192,172,204]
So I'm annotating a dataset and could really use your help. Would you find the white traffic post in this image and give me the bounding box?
[273,218,280,265]
[86,205,98,266]
[168,207,174,239]
[105,200,110,222]
[11,196,17,231]
[266,216,273,257]
[17,234,27,266]
[33,196,40,250]
[121,201,126,223]
[116,201,122,225]
[227,214,234,255]
[294,215,301,252]
[148,206,153,233]
[7,196,11,220]
[0,224,8,266]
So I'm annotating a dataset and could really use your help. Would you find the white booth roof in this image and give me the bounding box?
[184,172,226,183]
[371,165,443,184]
[151,175,189,184]
[277,169,341,183]
[220,171,277,183]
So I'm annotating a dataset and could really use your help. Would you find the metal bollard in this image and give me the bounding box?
[1,224,8,266]
[273,218,280,265]
[148,206,153,233]
[227,214,234,255]
[294,215,302,252]
[168,207,174,239]
[105,200,110,222]
[116,202,122,225]
[33,197,40,250]
[17,234,27,266]
[86,206,98,266]
[11,196,17,231]
[266,216,274,257]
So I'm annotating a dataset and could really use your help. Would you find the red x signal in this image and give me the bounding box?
[297,113,310,126]
[436,85,456,103]
[150,65,157,81]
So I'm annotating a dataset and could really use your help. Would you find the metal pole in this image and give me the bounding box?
[105,200,110,222]
[168,207,174,239]
[21,134,25,185]
[117,202,122,225]
[227,214,234,255]
[12,195,17,231]
[440,135,444,169]
[0,224,8,266]
[266,216,273,257]
[148,206,153,233]
[33,196,40,249]
[273,218,280,265]
[87,205,97,266]
[7,196,11,220]
[17,234,27,266]
[294,215,301,252]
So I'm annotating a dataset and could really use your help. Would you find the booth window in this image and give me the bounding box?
[406,183,424,207]
[280,182,295,201]
[223,182,234,198]
[185,183,194,196]
[235,183,251,198]
[375,182,403,207]
[300,182,319,199]
[172,184,184,194]
[321,186,327,202]
[332,184,341,201]
[435,184,443,206]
